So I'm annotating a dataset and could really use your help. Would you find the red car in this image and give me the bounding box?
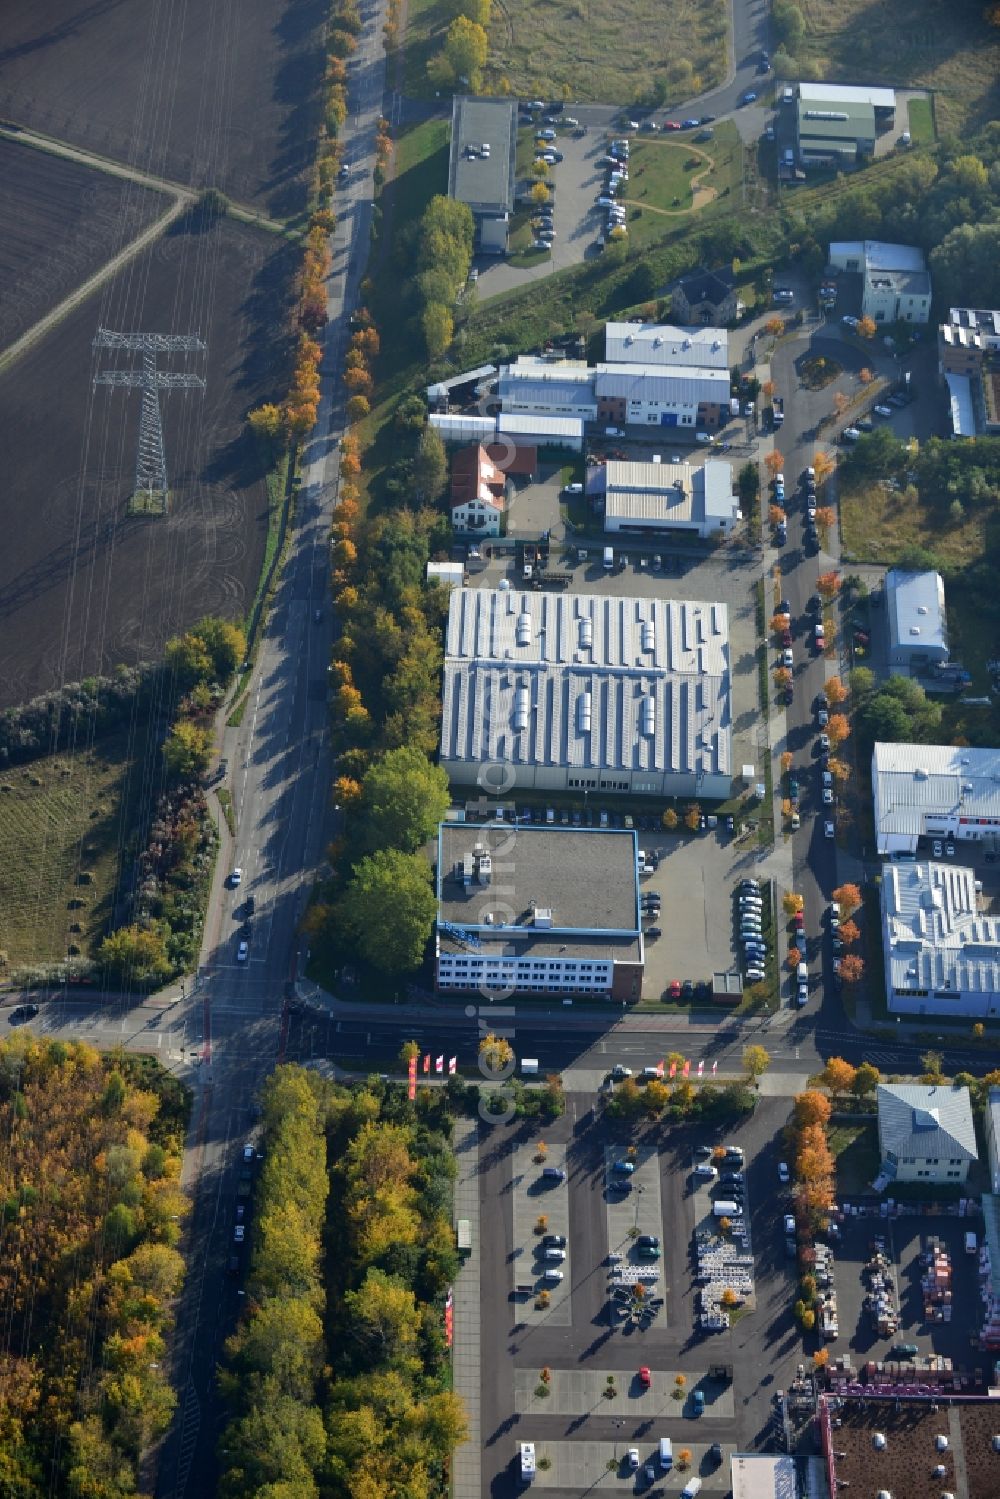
[668,979,682,999]
[794,911,805,933]
[781,628,792,647]
[664,120,682,130]
[638,1366,652,1389]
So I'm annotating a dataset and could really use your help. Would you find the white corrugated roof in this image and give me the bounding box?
[945,372,976,436]
[885,568,948,656]
[594,363,729,404]
[603,458,736,526]
[440,587,731,777]
[873,742,1000,839]
[882,860,1000,997]
[604,322,729,368]
[799,82,896,108]
[497,413,585,438]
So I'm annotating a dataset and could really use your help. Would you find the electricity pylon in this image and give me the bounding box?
[93,329,207,515]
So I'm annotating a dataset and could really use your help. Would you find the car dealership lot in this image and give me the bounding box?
[512,1141,573,1325]
[523,1440,735,1491]
[514,1366,736,1419]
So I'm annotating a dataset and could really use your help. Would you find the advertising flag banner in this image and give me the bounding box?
[435,1055,444,1074]
[712,1059,718,1076]
[697,1059,704,1078]
[682,1059,690,1078]
[448,1057,457,1075]
[656,1060,664,1078]
[423,1054,431,1074]
[408,1055,417,1101]
[668,1061,677,1079]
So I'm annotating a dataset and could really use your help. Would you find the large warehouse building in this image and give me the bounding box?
[880,859,1000,1018]
[872,742,1000,855]
[448,96,517,254]
[439,585,732,799]
[435,824,644,1000]
[885,567,949,674]
[793,82,895,169]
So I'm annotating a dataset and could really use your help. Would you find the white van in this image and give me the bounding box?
[603,546,614,570]
[797,961,808,983]
[713,1200,740,1217]
[681,1479,702,1499]
[659,1438,673,1471]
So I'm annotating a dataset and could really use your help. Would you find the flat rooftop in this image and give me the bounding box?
[826,1399,1000,1499]
[437,824,640,952]
[448,96,516,215]
[604,321,729,368]
[872,741,1000,837]
[881,860,1000,997]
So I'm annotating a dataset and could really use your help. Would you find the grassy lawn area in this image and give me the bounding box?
[0,727,155,970]
[905,95,935,144]
[830,1119,880,1195]
[625,124,743,247]
[403,0,729,104]
[840,482,999,571]
[796,0,998,134]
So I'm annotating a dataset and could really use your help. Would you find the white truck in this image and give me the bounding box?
[520,1443,536,1484]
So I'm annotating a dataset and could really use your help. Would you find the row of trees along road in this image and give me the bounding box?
[97,616,245,990]
[304,482,455,977]
[0,1038,190,1499]
[219,1065,467,1499]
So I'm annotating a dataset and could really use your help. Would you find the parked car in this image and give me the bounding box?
[874,403,892,417]
[8,1003,39,1025]
[237,940,249,963]
[541,1234,566,1248]
[778,1161,790,1183]
[229,867,243,886]
[638,1366,652,1389]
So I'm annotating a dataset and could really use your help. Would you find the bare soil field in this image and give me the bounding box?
[0,138,167,353]
[0,210,298,709]
[0,0,326,219]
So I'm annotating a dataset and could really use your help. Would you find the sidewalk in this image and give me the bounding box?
[451,1117,482,1499]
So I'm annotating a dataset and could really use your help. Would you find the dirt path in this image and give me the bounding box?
[0,193,190,375]
[622,142,718,217]
[0,123,291,235]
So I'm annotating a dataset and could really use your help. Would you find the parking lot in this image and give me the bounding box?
[511,1141,572,1326]
[832,1214,983,1366]
[524,1440,734,1492]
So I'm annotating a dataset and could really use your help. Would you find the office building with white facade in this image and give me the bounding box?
[828,240,932,324]
[872,742,1000,855]
[439,586,732,799]
[597,458,740,539]
[880,858,1000,1017]
[885,568,949,673]
[435,824,644,1001]
[876,1083,977,1185]
[497,355,732,431]
[938,307,1000,439]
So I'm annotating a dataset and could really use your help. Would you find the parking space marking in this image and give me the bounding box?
[523,1439,736,1491]
[511,1142,572,1326]
[513,1367,735,1420]
[605,1144,664,1259]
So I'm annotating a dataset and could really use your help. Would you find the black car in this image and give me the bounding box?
[700,114,716,124]
[541,1233,567,1248]
[227,1254,241,1277]
[637,1234,660,1248]
[645,926,662,939]
[8,1003,39,1025]
[815,692,829,710]
[246,894,256,916]
[808,594,821,614]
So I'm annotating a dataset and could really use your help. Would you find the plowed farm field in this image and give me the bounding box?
[0,0,326,219]
[0,137,166,353]
[0,211,297,709]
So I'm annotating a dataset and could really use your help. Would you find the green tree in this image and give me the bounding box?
[99,924,172,987]
[852,1061,881,1099]
[443,15,488,89]
[422,302,454,359]
[193,616,246,681]
[338,850,436,972]
[164,631,212,689]
[162,718,212,780]
[344,1268,419,1358]
[479,1032,514,1074]
[742,1044,771,1082]
[248,403,285,443]
[412,426,448,504]
[772,0,804,47]
[360,746,450,853]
